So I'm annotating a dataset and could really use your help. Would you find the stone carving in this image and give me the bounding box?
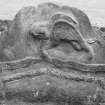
[0,2,105,105]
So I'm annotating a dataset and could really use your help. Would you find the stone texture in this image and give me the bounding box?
[0,2,105,105]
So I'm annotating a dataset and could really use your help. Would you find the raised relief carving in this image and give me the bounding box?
[0,2,105,105]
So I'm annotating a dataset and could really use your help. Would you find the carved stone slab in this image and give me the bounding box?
[0,2,105,105]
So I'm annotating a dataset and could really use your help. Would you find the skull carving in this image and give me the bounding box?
[0,2,105,105]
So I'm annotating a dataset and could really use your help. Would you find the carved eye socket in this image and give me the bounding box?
[28,31,48,41]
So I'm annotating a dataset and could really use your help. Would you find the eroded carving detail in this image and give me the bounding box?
[0,2,105,105]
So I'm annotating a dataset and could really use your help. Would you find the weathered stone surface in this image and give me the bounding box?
[0,2,105,105]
